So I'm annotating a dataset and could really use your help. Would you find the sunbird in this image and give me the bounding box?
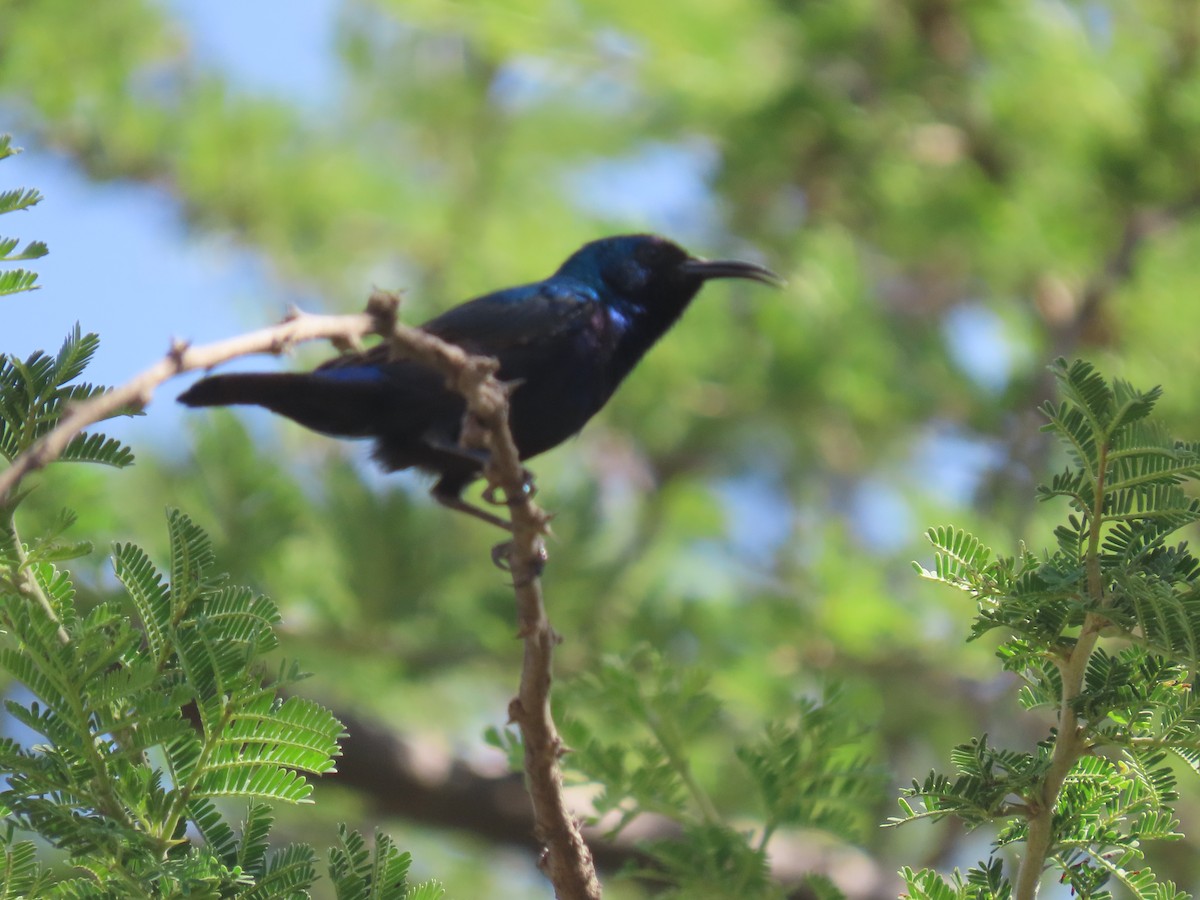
[180,234,780,528]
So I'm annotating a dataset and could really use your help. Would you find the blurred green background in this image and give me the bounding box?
[4,0,1200,896]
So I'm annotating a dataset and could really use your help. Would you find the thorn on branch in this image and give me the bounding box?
[507,697,525,724]
[532,509,556,537]
[456,357,502,405]
[168,338,190,368]
[330,333,363,355]
[366,288,401,337]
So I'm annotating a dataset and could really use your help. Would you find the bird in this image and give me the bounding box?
[179,234,781,529]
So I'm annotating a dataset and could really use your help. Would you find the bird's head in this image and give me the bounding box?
[556,234,781,319]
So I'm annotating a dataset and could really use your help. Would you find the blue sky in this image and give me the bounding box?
[2,144,295,447]
[2,0,346,446]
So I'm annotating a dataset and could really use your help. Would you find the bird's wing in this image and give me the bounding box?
[315,343,436,376]
[418,279,603,354]
[315,279,602,372]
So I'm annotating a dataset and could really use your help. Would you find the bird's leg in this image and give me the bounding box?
[424,434,493,470]
[481,467,537,506]
[422,439,514,530]
[430,486,514,532]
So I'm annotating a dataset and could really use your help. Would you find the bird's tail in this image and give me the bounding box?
[178,372,382,438]
[178,373,285,408]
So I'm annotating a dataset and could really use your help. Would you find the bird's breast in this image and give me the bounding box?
[497,309,629,459]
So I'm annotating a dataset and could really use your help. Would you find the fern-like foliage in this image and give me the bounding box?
[0,135,48,298]
[0,326,136,467]
[0,510,338,889]
[900,360,1200,898]
[538,646,880,899]
[0,174,442,897]
[329,825,446,900]
[0,506,443,897]
[900,858,1012,900]
[736,692,884,844]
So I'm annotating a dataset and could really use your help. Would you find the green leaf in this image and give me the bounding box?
[243,843,319,900]
[186,797,239,869]
[0,328,134,464]
[113,541,171,663]
[238,802,276,876]
[736,696,882,840]
[917,525,993,589]
[0,268,39,295]
[329,825,415,900]
[0,187,42,216]
[0,841,46,897]
[167,508,219,610]
[404,884,448,900]
[0,237,48,260]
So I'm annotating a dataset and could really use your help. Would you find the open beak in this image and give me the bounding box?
[680,257,784,287]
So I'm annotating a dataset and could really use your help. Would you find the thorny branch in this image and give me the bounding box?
[0,306,385,504]
[365,289,600,899]
[0,292,602,900]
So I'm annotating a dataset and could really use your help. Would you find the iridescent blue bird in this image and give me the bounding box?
[179,234,780,528]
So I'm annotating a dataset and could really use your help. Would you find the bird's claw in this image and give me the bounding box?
[482,468,538,506]
[491,541,513,570]
[491,540,549,585]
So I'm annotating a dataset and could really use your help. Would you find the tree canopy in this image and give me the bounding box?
[4,1,1200,897]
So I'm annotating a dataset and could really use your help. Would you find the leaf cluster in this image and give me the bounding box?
[0,327,442,897]
[0,327,136,473]
[901,360,1200,898]
[0,506,342,894]
[0,135,47,298]
[497,646,883,899]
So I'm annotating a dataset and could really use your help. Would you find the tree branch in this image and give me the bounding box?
[0,306,387,505]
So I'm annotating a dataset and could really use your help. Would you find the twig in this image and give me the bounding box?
[0,306,389,504]
[0,308,386,643]
[1013,442,1110,900]
[0,510,71,645]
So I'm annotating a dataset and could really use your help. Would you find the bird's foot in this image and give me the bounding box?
[491,540,548,585]
[482,468,537,507]
[491,541,513,570]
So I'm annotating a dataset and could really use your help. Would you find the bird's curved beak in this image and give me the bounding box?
[680,257,784,286]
